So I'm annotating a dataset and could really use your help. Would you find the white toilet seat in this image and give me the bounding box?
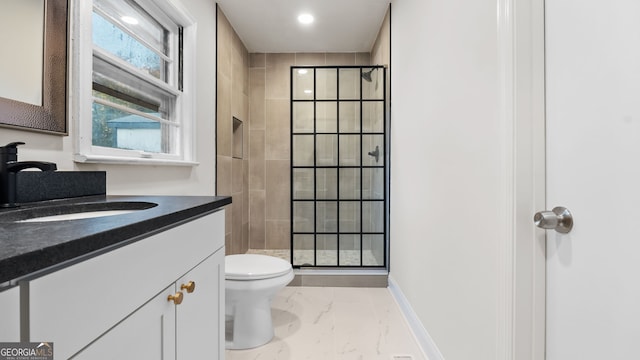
[225,254,292,280]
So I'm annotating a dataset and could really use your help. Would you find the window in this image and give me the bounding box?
[73,0,196,165]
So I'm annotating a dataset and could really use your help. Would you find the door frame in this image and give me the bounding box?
[498,0,547,358]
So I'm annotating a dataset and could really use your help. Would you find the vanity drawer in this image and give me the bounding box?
[24,210,224,359]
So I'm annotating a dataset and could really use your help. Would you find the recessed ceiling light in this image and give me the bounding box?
[121,16,139,25]
[304,89,313,94]
[297,13,314,25]
[298,69,308,75]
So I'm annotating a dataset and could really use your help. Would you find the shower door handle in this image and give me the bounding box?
[533,206,573,234]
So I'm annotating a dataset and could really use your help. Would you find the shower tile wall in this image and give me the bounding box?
[249,52,371,252]
[217,7,249,255]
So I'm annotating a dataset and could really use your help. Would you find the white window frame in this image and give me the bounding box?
[72,0,198,165]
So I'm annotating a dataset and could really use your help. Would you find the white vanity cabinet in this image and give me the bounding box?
[0,286,20,341]
[73,250,225,360]
[22,210,225,359]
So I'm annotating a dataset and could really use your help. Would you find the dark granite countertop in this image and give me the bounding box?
[0,195,231,288]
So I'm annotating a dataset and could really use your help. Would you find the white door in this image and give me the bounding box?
[545,0,640,358]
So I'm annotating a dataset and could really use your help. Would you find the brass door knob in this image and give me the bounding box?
[180,281,196,293]
[168,292,184,305]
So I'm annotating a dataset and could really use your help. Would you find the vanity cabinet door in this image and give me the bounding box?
[0,286,20,341]
[73,285,177,360]
[176,249,225,359]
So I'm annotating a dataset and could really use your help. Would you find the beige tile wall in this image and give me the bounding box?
[248,52,371,251]
[217,7,249,255]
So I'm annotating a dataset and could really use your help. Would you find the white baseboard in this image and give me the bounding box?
[388,275,445,360]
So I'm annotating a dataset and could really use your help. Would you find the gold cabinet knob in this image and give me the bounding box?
[168,292,184,305]
[180,281,196,293]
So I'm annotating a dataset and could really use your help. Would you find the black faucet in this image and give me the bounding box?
[0,142,57,208]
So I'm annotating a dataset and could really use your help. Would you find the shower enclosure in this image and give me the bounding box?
[290,66,387,268]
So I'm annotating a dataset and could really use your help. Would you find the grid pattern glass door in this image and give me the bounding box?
[291,66,386,268]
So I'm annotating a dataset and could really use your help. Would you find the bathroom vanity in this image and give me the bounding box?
[0,195,231,359]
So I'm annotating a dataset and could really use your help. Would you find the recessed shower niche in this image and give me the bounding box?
[232,117,243,159]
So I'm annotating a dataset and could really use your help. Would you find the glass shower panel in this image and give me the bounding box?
[293,102,314,133]
[316,134,337,166]
[362,168,384,200]
[316,68,337,100]
[363,235,384,266]
[293,201,315,232]
[339,102,360,133]
[362,201,384,233]
[339,201,361,233]
[339,68,360,100]
[339,234,361,266]
[316,201,337,232]
[339,168,361,199]
[293,135,314,166]
[316,168,337,199]
[293,234,314,266]
[362,101,384,133]
[339,135,360,166]
[362,135,384,166]
[316,102,337,133]
[293,68,314,100]
[291,66,386,268]
[362,67,384,100]
[293,168,314,199]
[316,234,337,266]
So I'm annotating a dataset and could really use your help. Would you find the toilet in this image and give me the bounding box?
[225,254,294,350]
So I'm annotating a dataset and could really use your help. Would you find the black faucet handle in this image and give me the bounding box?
[3,142,25,148]
[0,142,25,154]
[1,142,25,164]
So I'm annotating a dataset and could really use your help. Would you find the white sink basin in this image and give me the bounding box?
[17,210,139,223]
[0,201,157,223]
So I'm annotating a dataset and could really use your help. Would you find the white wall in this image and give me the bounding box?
[390,0,507,358]
[0,0,217,196]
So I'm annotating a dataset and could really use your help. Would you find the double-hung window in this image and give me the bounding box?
[74,0,196,164]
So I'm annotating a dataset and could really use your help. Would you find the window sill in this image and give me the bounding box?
[74,153,199,166]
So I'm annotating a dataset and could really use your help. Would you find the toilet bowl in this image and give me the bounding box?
[225,254,294,350]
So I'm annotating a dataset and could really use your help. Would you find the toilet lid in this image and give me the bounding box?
[225,254,292,280]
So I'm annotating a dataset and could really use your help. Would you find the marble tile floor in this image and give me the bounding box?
[225,286,427,360]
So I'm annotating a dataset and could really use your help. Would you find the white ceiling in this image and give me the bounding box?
[215,0,391,53]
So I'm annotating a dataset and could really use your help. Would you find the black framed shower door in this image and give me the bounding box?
[290,65,387,268]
